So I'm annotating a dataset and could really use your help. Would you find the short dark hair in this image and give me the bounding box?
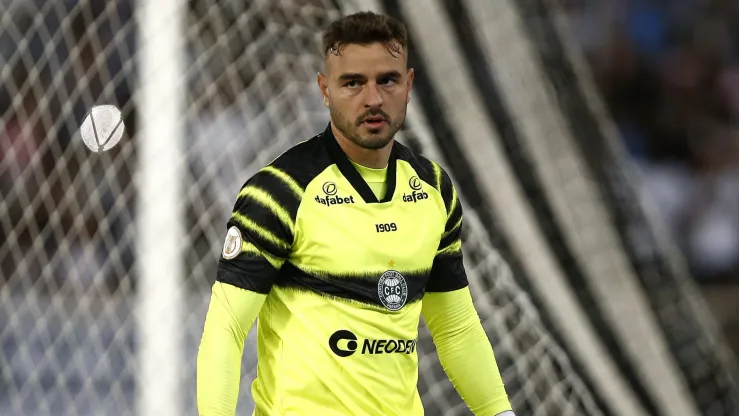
[322,11,408,59]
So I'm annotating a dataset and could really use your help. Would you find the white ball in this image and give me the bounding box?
[80,105,125,153]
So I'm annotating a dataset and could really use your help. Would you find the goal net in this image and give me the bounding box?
[0,0,734,415]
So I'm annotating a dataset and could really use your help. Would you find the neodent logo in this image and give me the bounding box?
[315,181,355,206]
[328,329,417,357]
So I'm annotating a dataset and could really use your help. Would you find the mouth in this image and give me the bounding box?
[362,116,387,128]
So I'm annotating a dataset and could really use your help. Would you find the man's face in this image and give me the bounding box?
[318,42,414,150]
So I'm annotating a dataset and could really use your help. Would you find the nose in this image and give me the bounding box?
[364,83,383,108]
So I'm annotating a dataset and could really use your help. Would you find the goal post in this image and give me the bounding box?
[134,0,186,415]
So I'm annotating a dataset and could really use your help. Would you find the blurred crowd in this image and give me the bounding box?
[561,0,738,350]
[563,0,738,283]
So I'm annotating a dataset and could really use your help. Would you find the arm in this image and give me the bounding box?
[197,166,301,415]
[197,282,266,415]
[425,164,513,415]
[422,288,512,415]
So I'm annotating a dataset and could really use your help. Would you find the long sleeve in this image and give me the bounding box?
[197,281,267,415]
[422,287,512,415]
[198,163,301,414]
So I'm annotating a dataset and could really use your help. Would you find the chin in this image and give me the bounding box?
[362,125,393,142]
[358,135,393,150]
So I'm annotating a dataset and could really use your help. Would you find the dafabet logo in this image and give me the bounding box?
[315,181,355,206]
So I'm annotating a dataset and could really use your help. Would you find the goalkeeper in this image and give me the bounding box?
[197,10,514,416]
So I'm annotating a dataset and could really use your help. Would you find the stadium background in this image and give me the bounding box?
[0,0,737,415]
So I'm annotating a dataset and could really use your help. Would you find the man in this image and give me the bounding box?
[197,11,514,416]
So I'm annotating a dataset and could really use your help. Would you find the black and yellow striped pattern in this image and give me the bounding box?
[392,154,466,293]
[217,138,331,294]
[214,126,469,415]
[276,263,429,309]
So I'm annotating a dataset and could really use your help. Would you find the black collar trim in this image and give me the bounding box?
[321,123,397,203]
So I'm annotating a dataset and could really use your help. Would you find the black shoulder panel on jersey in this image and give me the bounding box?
[230,136,332,257]
[437,166,462,238]
[217,133,335,293]
[266,135,335,191]
[393,141,440,192]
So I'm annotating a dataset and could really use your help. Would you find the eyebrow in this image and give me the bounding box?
[337,70,403,82]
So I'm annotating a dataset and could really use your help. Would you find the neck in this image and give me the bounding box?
[330,123,392,169]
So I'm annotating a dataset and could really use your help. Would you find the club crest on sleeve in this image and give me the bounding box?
[222,226,242,260]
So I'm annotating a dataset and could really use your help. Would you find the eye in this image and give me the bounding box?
[379,77,397,86]
[344,80,360,88]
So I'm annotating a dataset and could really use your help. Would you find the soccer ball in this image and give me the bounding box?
[80,105,126,153]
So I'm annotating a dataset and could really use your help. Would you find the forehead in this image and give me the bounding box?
[325,42,406,76]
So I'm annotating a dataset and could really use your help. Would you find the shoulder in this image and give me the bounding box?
[393,141,453,195]
[232,132,334,217]
[263,134,332,187]
[241,133,333,195]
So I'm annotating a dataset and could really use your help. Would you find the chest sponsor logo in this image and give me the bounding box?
[378,270,408,311]
[403,176,429,203]
[328,329,417,357]
[315,181,355,206]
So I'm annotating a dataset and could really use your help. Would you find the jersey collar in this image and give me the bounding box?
[321,123,398,204]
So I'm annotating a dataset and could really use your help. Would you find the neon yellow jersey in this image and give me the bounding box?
[217,124,466,416]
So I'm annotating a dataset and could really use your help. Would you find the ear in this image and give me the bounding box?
[406,68,415,104]
[317,72,329,107]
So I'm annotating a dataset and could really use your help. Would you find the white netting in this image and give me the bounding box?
[0,0,137,414]
[0,0,604,414]
[415,209,603,416]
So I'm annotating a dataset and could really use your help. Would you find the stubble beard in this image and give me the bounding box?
[330,105,405,150]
